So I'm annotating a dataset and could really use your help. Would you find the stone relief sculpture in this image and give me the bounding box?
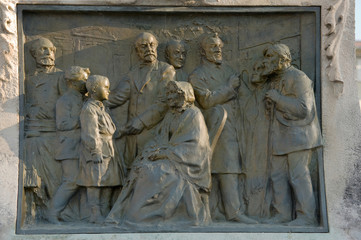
[24,37,66,223]
[48,66,90,224]
[165,39,188,82]
[106,81,211,226]
[20,11,324,232]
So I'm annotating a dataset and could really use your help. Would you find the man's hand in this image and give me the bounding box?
[124,117,145,135]
[93,153,103,164]
[147,148,168,161]
[228,74,240,89]
[265,89,281,103]
[264,98,274,111]
[29,106,50,119]
[113,126,126,139]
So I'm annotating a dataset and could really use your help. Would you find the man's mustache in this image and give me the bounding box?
[144,51,156,56]
[40,56,55,61]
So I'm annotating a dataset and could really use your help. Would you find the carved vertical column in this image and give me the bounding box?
[0,0,19,236]
[324,0,350,97]
[0,0,17,101]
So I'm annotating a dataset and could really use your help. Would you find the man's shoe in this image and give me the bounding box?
[89,206,105,224]
[287,217,316,226]
[230,214,258,224]
[47,210,61,225]
[263,215,290,224]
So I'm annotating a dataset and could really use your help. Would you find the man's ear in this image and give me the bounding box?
[200,48,205,56]
[30,49,36,58]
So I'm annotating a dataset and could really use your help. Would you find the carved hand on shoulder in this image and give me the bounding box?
[93,154,103,164]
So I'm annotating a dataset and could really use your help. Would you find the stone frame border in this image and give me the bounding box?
[15,4,328,234]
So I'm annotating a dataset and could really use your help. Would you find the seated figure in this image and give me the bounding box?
[105,81,211,227]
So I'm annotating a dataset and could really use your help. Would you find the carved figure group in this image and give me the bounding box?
[23,32,322,228]
[48,66,89,224]
[107,32,175,168]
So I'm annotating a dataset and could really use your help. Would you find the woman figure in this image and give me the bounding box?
[106,81,211,227]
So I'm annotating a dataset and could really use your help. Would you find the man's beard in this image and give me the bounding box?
[38,57,55,66]
[171,59,184,69]
[169,99,188,112]
[261,60,279,77]
[143,53,157,63]
[214,58,222,65]
[250,59,279,84]
[206,53,222,65]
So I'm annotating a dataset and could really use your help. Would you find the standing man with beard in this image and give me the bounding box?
[107,32,175,169]
[189,34,257,224]
[261,44,322,226]
[24,37,66,222]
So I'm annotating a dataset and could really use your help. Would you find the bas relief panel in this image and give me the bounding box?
[17,6,326,233]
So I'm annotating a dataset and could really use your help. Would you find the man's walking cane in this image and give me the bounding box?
[262,99,274,217]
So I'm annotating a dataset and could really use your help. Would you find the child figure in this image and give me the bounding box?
[77,75,121,223]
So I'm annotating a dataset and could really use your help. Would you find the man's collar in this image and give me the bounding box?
[67,88,83,98]
[34,65,56,75]
[202,58,222,69]
[139,60,158,70]
[273,65,292,77]
[88,98,104,108]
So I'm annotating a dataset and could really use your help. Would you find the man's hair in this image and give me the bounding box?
[30,37,56,58]
[134,32,158,50]
[65,66,90,82]
[263,43,292,63]
[166,81,195,104]
[200,33,223,53]
[165,39,186,61]
[86,75,108,94]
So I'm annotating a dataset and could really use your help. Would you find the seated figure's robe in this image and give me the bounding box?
[105,105,211,226]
